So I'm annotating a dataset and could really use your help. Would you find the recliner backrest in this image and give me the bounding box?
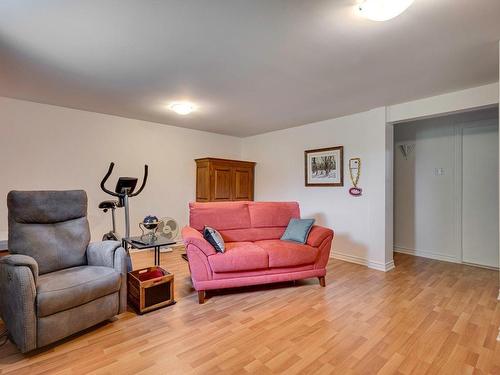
[7,190,90,274]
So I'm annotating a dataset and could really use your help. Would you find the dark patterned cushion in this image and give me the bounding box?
[203,226,225,253]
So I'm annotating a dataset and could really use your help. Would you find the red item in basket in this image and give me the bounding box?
[136,268,165,281]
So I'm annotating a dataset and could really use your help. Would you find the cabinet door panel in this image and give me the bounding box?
[212,165,232,201]
[196,165,210,201]
[233,167,254,200]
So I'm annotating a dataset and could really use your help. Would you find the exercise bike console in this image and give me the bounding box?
[115,177,138,196]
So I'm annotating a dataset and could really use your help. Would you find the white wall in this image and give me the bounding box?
[240,84,498,272]
[0,97,242,243]
[394,108,498,263]
[385,124,394,265]
[242,108,394,271]
[387,83,499,124]
[1,83,498,270]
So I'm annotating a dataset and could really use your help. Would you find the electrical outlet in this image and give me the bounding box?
[434,168,445,176]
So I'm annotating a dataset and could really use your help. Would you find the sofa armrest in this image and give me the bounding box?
[309,226,334,270]
[182,226,216,256]
[307,225,334,248]
[182,226,215,287]
[0,255,38,352]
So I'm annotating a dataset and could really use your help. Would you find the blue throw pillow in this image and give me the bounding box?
[281,218,315,244]
[203,226,225,253]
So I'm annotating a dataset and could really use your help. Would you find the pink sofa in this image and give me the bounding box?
[181,201,334,303]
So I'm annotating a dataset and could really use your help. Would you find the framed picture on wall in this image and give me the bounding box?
[304,146,344,187]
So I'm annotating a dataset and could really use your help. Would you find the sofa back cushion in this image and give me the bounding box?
[189,202,251,231]
[189,201,300,242]
[248,202,300,228]
[7,190,90,275]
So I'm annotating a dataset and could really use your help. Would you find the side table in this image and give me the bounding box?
[122,236,177,266]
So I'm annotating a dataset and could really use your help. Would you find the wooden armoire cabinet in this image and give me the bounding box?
[195,158,256,202]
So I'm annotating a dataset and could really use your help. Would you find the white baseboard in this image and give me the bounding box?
[385,260,396,272]
[331,251,395,272]
[394,246,460,264]
[0,240,7,251]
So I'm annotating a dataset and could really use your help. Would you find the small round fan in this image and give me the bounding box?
[158,217,179,241]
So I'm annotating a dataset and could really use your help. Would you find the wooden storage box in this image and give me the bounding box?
[127,266,175,314]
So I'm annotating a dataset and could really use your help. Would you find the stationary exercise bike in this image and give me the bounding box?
[99,162,148,242]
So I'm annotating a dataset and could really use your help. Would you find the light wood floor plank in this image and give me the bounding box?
[0,250,499,374]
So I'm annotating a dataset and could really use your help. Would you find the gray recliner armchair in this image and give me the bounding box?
[0,190,128,353]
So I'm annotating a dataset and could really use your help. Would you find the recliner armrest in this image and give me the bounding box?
[87,241,128,314]
[0,254,39,285]
[87,241,123,268]
[306,225,334,248]
[182,226,216,256]
[0,254,38,352]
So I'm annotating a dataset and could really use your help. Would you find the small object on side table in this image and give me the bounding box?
[139,215,160,242]
[127,266,175,314]
[122,236,177,266]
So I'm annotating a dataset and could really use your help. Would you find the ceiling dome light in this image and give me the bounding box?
[358,0,414,21]
[168,101,197,115]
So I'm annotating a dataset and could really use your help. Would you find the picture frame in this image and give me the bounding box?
[304,146,344,187]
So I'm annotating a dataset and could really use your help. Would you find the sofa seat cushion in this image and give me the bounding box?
[208,242,269,272]
[36,266,121,317]
[255,240,319,268]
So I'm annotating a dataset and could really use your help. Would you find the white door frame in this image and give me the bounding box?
[389,110,499,267]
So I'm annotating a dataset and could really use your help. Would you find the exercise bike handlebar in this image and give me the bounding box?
[129,165,148,197]
[100,162,149,197]
[100,162,119,197]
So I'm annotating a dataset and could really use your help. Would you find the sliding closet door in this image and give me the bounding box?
[462,123,499,268]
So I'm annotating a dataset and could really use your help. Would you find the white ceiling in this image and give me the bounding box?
[0,0,499,137]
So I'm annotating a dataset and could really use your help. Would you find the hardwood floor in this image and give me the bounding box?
[0,250,499,374]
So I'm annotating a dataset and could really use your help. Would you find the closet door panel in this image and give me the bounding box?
[462,124,499,268]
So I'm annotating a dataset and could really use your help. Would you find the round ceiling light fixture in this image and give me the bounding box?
[358,0,414,21]
[167,101,197,115]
